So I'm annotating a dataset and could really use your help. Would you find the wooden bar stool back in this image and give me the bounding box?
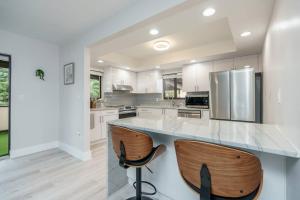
[175,140,263,200]
[111,126,166,200]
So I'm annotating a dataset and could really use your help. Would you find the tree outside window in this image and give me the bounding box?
[0,67,9,107]
[90,74,101,99]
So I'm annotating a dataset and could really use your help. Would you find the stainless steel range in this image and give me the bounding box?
[118,106,137,119]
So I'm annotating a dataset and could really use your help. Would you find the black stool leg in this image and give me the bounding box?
[127,168,153,200]
[136,168,142,199]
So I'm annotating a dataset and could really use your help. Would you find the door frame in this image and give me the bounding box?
[0,53,11,156]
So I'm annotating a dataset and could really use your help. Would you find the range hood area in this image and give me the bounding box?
[112,84,133,92]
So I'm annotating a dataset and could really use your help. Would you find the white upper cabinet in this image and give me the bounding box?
[183,62,212,92]
[103,67,113,93]
[211,55,261,73]
[234,55,260,72]
[103,67,137,93]
[137,70,162,93]
[212,58,234,72]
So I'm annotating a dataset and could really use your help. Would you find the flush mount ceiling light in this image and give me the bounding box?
[153,41,170,51]
[97,60,104,63]
[149,28,159,35]
[190,59,197,63]
[240,31,251,37]
[202,8,216,17]
[155,65,160,69]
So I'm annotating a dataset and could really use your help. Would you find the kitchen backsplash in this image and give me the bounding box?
[103,92,136,106]
[102,92,185,107]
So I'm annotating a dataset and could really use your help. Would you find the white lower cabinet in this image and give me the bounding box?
[137,108,162,118]
[201,110,210,120]
[90,109,118,141]
[137,108,178,118]
[163,109,177,117]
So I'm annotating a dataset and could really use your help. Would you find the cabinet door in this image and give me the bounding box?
[137,72,147,93]
[234,55,259,72]
[182,65,197,92]
[137,108,152,117]
[103,67,112,93]
[195,62,212,92]
[137,70,162,93]
[164,109,178,117]
[101,114,119,138]
[213,58,234,72]
[90,112,102,141]
[149,70,162,93]
[137,108,162,117]
[112,68,130,85]
[201,110,210,120]
[128,71,137,92]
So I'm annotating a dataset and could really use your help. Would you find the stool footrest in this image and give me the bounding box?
[126,196,153,200]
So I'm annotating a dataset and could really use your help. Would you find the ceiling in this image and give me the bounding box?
[91,0,274,72]
[0,0,137,44]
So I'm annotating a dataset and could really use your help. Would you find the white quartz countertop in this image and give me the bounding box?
[137,105,209,110]
[90,107,118,111]
[108,116,300,158]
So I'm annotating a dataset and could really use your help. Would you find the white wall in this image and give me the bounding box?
[59,0,186,156]
[262,0,300,199]
[0,30,60,152]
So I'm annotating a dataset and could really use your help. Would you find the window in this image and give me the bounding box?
[0,61,9,107]
[163,74,186,99]
[90,74,101,99]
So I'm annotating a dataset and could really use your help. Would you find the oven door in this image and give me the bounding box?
[178,110,201,118]
[119,112,137,119]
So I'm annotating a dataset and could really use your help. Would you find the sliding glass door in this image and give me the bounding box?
[0,54,10,157]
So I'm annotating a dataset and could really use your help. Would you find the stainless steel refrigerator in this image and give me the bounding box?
[209,68,262,123]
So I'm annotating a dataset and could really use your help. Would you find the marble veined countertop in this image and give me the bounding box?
[108,116,300,158]
[137,105,209,110]
[90,107,118,111]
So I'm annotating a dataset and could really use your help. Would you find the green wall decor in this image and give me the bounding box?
[35,69,45,80]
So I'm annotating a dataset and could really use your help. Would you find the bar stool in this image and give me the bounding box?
[111,126,166,200]
[174,140,263,200]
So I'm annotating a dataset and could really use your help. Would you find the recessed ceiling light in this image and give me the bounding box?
[97,60,104,63]
[125,67,130,70]
[190,59,197,63]
[153,41,170,51]
[155,65,160,69]
[149,28,159,35]
[202,8,216,17]
[240,31,251,37]
[244,65,251,68]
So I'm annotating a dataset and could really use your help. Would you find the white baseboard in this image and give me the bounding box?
[9,141,91,161]
[10,141,59,158]
[59,142,91,161]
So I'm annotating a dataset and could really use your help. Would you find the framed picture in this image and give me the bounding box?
[64,63,75,85]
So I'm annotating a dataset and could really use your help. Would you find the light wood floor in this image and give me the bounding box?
[0,140,107,200]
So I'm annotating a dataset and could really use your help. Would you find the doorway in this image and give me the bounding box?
[0,53,11,157]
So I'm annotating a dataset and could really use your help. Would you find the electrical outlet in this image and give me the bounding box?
[76,131,81,136]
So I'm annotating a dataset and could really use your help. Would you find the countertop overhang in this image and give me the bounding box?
[108,116,300,158]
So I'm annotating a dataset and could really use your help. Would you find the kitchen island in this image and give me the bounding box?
[107,116,299,200]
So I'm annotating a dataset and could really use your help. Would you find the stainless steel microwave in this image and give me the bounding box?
[185,94,209,108]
